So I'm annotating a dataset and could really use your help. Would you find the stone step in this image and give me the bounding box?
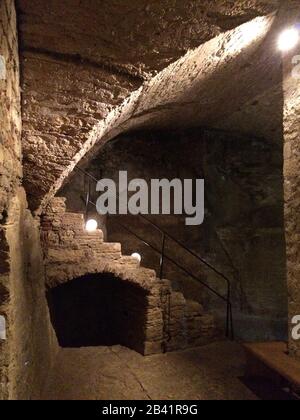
[77,238,103,244]
[61,216,85,228]
[185,300,204,317]
[95,242,121,253]
[63,212,85,220]
[76,230,104,241]
[46,248,92,264]
[44,197,67,214]
[169,291,186,308]
[114,267,157,290]
[118,256,140,268]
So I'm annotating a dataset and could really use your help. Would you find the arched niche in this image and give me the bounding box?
[46,272,150,354]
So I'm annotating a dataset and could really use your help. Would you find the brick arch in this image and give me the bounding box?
[41,198,165,354]
[46,272,158,355]
[41,198,158,291]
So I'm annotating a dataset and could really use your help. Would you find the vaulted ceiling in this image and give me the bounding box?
[17,0,284,212]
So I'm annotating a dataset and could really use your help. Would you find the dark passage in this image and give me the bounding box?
[47,273,148,352]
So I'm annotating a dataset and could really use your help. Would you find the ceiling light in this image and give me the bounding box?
[278,28,299,52]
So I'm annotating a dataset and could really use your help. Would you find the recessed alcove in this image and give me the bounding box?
[47,273,149,353]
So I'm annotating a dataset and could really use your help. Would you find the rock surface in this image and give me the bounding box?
[282,2,300,360]
[0,188,58,400]
[0,0,22,219]
[1,1,58,401]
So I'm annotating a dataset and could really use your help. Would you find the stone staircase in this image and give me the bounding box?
[41,197,217,355]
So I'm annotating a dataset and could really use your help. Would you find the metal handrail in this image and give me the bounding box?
[75,166,234,339]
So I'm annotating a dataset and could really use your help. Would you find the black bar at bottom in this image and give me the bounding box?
[5,401,210,415]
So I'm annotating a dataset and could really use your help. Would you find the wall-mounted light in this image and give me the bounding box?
[0,315,6,340]
[85,219,98,232]
[278,27,299,52]
[131,253,142,263]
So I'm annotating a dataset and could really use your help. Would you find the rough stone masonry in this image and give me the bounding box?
[283,1,300,360]
[41,197,217,355]
[0,0,58,400]
[0,0,22,219]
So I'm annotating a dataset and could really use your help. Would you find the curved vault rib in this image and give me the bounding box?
[23,13,280,213]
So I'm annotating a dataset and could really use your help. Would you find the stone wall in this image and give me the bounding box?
[41,197,217,355]
[0,0,21,398]
[0,0,22,219]
[1,189,58,400]
[0,1,58,400]
[60,128,287,341]
[282,2,300,359]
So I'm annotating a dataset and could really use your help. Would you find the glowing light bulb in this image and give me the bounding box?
[131,253,142,263]
[85,219,98,232]
[278,28,299,52]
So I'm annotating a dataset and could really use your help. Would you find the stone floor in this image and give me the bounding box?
[41,341,260,400]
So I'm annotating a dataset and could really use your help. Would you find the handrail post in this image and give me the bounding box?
[226,285,231,339]
[85,178,91,221]
[230,304,234,341]
[159,233,166,280]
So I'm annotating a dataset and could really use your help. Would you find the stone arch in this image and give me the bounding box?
[46,272,163,355]
[41,197,166,355]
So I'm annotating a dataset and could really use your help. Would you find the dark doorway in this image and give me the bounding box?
[47,273,148,353]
